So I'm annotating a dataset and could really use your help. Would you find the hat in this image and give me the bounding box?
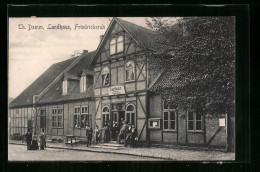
[123,120,127,124]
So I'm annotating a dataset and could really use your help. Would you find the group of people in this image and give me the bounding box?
[25,128,46,150]
[118,121,138,147]
[103,120,138,147]
[25,122,137,149]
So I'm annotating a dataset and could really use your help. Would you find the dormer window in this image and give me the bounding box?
[80,73,87,92]
[62,79,68,95]
[110,35,124,55]
[125,60,135,82]
[102,66,110,86]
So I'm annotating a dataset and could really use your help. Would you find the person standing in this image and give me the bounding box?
[95,125,100,144]
[25,130,32,150]
[111,121,119,141]
[86,124,93,147]
[118,121,127,144]
[31,131,39,150]
[103,122,110,143]
[130,126,137,148]
[38,129,46,150]
[124,124,132,147]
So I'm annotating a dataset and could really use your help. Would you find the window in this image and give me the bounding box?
[117,36,124,53]
[74,105,91,128]
[110,38,116,55]
[80,74,87,92]
[102,66,110,86]
[40,110,46,129]
[102,106,110,127]
[163,100,177,130]
[187,111,202,131]
[62,79,68,95]
[52,107,63,128]
[125,60,135,82]
[126,104,136,127]
[110,36,124,55]
[81,106,88,114]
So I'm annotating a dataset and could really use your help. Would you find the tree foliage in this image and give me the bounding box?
[147,17,235,116]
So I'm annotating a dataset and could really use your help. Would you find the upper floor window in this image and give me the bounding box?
[110,36,124,55]
[80,73,87,92]
[125,60,135,82]
[187,111,203,131]
[102,66,110,86]
[163,100,177,130]
[117,36,124,53]
[62,79,68,95]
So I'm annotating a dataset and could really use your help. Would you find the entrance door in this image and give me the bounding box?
[112,111,125,128]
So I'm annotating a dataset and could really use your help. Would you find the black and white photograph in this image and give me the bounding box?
[8,16,236,161]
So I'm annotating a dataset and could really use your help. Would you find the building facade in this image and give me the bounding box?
[9,17,234,149]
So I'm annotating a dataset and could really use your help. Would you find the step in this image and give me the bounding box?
[91,145,123,150]
[100,143,124,147]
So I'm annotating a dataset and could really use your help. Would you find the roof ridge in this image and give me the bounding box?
[116,17,156,34]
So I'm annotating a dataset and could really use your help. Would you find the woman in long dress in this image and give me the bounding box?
[31,131,39,150]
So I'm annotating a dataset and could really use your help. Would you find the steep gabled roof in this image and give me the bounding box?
[36,51,95,104]
[36,80,94,104]
[116,18,168,51]
[9,57,78,108]
[91,17,169,66]
[68,51,95,76]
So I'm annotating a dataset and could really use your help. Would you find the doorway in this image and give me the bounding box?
[112,111,125,128]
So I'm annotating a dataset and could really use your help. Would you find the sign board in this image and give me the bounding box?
[148,118,161,129]
[153,121,158,127]
[108,86,125,96]
[219,118,225,127]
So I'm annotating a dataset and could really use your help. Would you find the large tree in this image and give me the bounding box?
[146,17,235,151]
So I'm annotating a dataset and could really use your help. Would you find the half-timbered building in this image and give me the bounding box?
[9,17,234,149]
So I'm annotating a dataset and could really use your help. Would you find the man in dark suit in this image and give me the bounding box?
[25,130,32,150]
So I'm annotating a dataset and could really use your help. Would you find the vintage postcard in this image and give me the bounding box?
[8,17,235,161]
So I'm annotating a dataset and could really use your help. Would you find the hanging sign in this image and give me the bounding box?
[108,86,125,95]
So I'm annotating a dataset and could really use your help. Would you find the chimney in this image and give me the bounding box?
[83,50,88,54]
[99,35,104,42]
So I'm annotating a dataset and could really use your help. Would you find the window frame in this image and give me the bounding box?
[102,66,110,86]
[51,107,63,128]
[125,103,136,127]
[102,105,110,127]
[110,38,116,55]
[116,36,124,53]
[163,100,177,131]
[109,35,124,55]
[80,73,87,92]
[125,60,136,82]
[62,79,68,95]
[74,105,91,129]
[187,111,203,132]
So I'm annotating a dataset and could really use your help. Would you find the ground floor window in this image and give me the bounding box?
[187,111,202,131]
[126,103,136,127]
[163,100,177,130]
[102,105,110,127]
[52,107,63,128]
[74,105,91,128]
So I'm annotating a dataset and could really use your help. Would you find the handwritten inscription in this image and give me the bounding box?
[18,24,105,31]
